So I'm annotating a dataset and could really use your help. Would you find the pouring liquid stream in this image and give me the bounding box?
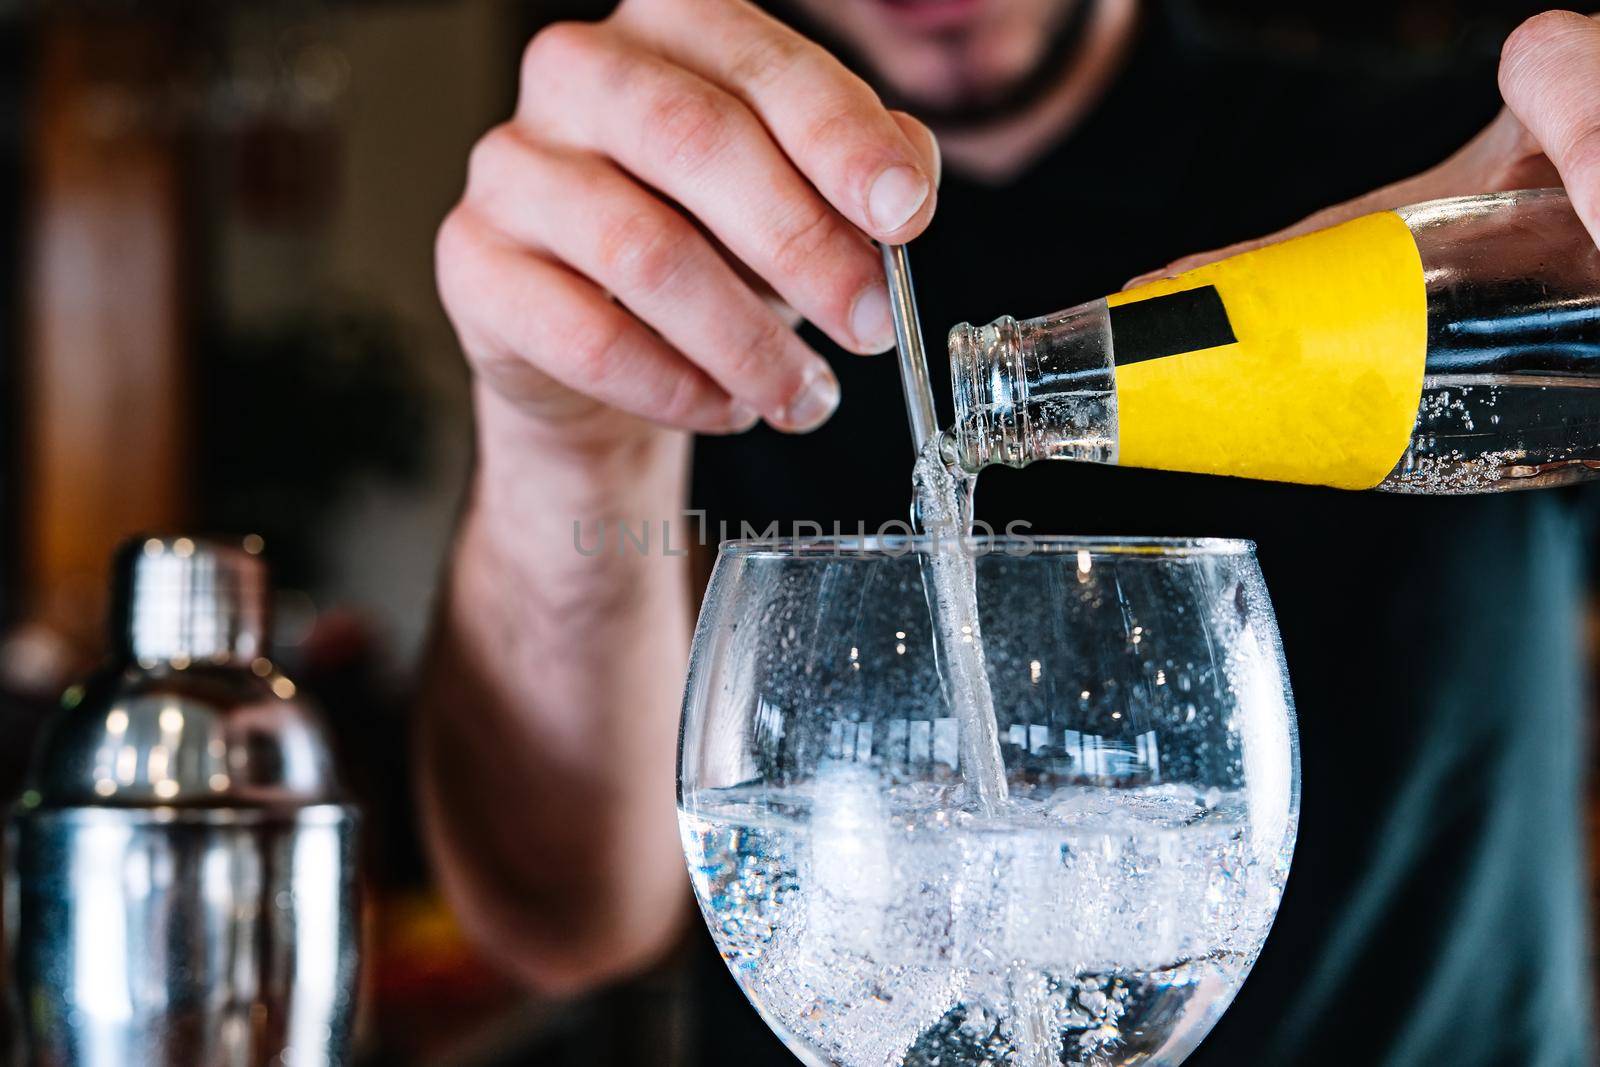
[915,448,1071,1067]
[883,241,1011,817]
[890,240,1058,1065]
[911,437,1010,815]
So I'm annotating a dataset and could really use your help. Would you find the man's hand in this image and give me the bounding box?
[1131,10,1600,282]
[436,0,940,442]
[422,0,941,996]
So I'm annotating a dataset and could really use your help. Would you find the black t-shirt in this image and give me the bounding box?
[689,9,1596,1065]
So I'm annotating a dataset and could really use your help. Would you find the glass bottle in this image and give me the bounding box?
[948,188,1600,493]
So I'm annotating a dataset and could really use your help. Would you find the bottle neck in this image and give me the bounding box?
[948,299,1119,471]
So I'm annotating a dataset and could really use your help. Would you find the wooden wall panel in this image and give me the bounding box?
[22,15,189,649]
[0,24,25,629]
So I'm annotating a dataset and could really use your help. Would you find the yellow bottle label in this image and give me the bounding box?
[1106,210,1428,489]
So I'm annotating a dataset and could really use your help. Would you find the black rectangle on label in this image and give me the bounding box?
[1109,285,1237,366]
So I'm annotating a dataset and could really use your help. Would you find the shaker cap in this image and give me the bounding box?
[111,536,270,667]
[19,535,344,809]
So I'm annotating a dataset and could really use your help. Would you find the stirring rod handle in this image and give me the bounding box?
[881,242,940,455]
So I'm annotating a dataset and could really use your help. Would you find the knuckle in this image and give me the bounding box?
[435,207,469,271]
[521,21,599,84]
[595,209,694,296]
[563,310,635,388]
[606,0,645,23]
[798,101,866,161]
[723,316,787,385]
[464,125,523,195]
[434,208,483,311]
[726,30,815,91]
[655,367,710,426]
[642,82,738,171]
[767,201,841,279]
[609,0,686,30]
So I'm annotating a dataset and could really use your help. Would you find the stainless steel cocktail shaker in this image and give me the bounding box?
[7,536,361,1066]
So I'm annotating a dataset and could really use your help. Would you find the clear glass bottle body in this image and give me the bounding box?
[948,189,1600,493]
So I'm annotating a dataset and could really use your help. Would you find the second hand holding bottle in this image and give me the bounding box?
[948,188,1600,493]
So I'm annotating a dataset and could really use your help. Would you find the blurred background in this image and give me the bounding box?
[0,0,1581,1063]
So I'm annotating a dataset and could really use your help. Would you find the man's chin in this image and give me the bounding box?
[895,19,1097,130]
[863,0,1099,131]
[758,0,1100,131]
[885,70,1029,124]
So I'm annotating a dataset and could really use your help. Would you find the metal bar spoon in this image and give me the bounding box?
[880,241,939,456]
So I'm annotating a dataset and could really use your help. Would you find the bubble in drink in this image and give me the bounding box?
[682,778,1284,1067]
[1385,376,1600,492]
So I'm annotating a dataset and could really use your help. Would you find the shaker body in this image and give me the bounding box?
[9,804,359,1067]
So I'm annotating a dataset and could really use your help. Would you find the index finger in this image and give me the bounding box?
[615,0,939,242]
[1499,10,1600,245]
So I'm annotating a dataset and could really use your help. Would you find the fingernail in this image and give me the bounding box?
[728,402,760,431]
[849,283,894,353]
[868,165,930,234]
[781,363,841,431]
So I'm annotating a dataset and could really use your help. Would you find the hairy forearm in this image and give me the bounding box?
[417,388,694,994]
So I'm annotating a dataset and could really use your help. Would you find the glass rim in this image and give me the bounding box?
[718,534,1255,559]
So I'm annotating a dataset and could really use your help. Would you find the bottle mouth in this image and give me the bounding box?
[948,316,1025,470]
[947,322,981,469]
